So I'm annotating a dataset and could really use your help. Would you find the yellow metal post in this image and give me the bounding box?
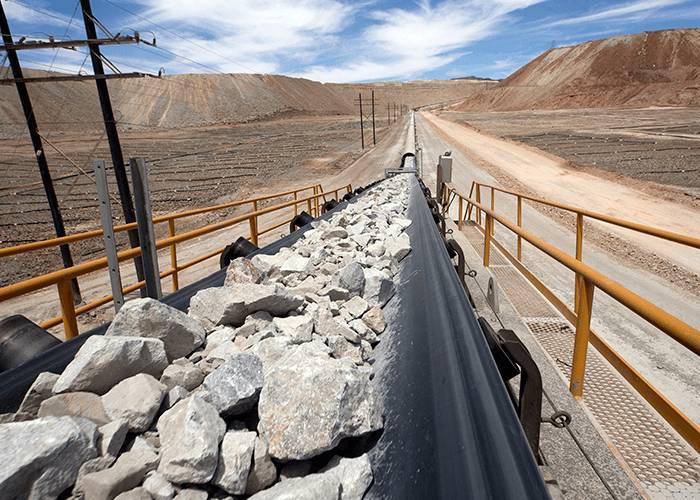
[517,195,523,261]
[570,277,595,398]
[250,200,259,246]
[58,278,79,339]
[483,215,492,267]
[575,213,584,314]
[490,187,495,235]
[293,191,298,216]
[167,219,179,291]
[476,184,482,226]
[458,196,463,229]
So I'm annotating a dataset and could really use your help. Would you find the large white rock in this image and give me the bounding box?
[273,315,313,343]
[160,362,204,391]
[81,448,160,500]
[53,336,169,395]
[247,336,294,374]
[280,254,310,275]
[362,268,395,308]
[212,430,257,494]
[38,392,111,425]
[249,472,341,500]
[142,471,175,500]
[320,454,373,500]
[385,232,411,262]
[102,374,167,432]
[246,437,278,495]
[314,307,360,343]
[342,296,369,319]
[0,416,98,499]
[157,396,226,484]
[258,347,383,461]
[189,284,303,327]
[107,298,206,361]
[18,371,58,417]
[202,353,263,416]
[224,258,264,286]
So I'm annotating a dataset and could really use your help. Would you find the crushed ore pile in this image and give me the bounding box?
[0,174,414,500]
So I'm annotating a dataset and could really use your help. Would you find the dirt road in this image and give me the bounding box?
[415,111,700,421]
[421,112,700,275]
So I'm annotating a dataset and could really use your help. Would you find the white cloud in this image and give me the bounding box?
[4,1,75,29]
[297,0,544,82]
[544,0,688,27]
[131,0,355,74]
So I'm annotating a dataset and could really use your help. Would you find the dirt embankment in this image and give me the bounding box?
[454,29,700,111]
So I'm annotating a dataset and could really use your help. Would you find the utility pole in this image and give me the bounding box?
[0,2,80,301]
[371,90,376,146]
[80,0,145,292]
[387,102,391,125]
[358,92,365,149]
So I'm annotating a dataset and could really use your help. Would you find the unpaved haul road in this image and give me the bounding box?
[415,111,700,422]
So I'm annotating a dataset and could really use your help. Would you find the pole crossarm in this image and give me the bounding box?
[0,72,152,85]
[0,35,141,52]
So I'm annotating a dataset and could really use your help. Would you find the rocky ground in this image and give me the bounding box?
[0,174,414,499]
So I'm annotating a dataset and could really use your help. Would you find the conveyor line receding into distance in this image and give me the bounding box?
[0,175,548,499]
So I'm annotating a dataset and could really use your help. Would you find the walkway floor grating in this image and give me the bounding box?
[461,225,700,499]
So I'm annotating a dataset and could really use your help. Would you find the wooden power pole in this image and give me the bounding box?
[371,90,376,146]
[0,2,80,300]
[358,92,364,149]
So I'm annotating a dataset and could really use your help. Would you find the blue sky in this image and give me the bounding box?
[3,0,700,82]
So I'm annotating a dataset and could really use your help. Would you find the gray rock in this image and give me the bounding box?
[74,455,116,498]
[258,347,383,461]
[314,307,360,343]
[385,232,411,261]
[366,241,385,257]
[273,315,313,343]
[224,258,263,286]
[38,392,111,425]
[320,454,373,500]
[102,374,167,433]
[361,306,386,334]
[157,396,226,484]
[107,298,206,361]
[18,371,58,417]
[163,386,189,409]
[321,286,350,302]
[245,437,277,495]
[249,473,341,500]
[53,336,169,395]
[322,227,349,240]
[0,416,98,499]
[280,254,310,275]
[114,487,153,500]
[173,488,208,500]
[349,319,378,344]
[202,353,263,416]
[337,262,365,295]
[326,335,363,365]
[342,296,368,319]
[160,362,204,391]
[247,336,294,374]
[362,268,395,308]
[213,430,257,494]
[205,341,241,363]
[205,326,237,348]
[99,419,129,457]
[189,285,303,327]
[143,471,175,500]
[81,448,159,500]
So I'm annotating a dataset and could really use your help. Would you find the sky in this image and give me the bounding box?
[2,0,699,82]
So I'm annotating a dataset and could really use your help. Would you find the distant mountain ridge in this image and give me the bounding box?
[454,28,700,111]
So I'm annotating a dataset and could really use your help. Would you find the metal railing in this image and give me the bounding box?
[443,181,700,452]
[0,182,351,340]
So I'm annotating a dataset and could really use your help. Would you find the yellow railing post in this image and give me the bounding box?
[250,200,259,246]
[306,194,313,215]
[483,214,492,267]
[517,195,523,261]
[293,191,298,216]
[490,187,495,235]
[574,213,584,314]
[466,182,475,221]
[570,277,595,398]
[476,184,482,226]
[167,219,179,292]
[57,278,79,339]
[458,196,463,229]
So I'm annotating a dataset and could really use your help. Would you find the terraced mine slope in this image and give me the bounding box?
[454,28,700,111]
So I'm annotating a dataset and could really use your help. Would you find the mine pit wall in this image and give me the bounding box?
[367,175,547,499]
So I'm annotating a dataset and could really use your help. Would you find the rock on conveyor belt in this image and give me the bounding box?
[0,174,414,500]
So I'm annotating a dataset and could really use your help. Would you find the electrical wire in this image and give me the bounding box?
[48,0,79,72]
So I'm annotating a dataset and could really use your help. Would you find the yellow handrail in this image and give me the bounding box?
[443,182,700,452]
[0,183,352,339]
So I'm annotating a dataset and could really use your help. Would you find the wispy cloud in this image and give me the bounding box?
[298,0,544,82]
[4,1,76,31]
[544,0,689,28]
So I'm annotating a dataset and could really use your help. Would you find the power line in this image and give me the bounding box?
[99,0,259,74]
[48,0,79,72]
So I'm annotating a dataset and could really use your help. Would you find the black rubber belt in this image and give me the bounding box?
[367,176,548,499]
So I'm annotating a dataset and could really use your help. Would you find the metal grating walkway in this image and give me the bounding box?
[461,224,700,499]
